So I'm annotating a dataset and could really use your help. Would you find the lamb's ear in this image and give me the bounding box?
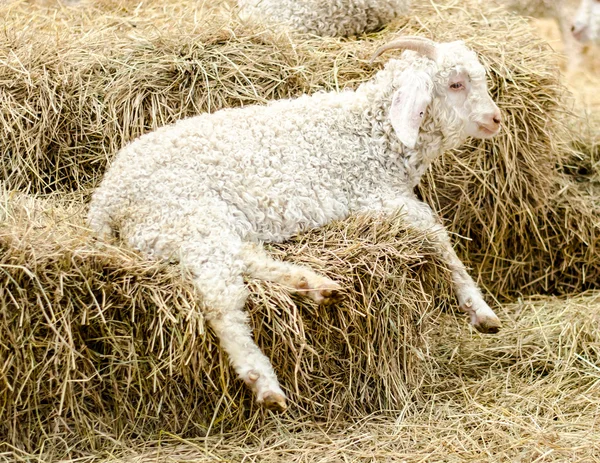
[389,69,433,150]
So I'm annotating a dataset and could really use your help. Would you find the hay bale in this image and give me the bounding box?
[0,188,451,454]
[0,0,598,300]
[0,0,564,196]
[1,0,599,455]
[422,141,600,300]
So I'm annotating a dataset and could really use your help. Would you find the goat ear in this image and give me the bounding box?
[389,69,433,149]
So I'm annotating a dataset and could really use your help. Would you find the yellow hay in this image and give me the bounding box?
[0,189,451,454]
[0,0,599,459]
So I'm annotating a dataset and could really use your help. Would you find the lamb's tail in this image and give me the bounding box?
[86,202,116,241]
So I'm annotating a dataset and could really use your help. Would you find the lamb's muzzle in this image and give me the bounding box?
[571,0,600,43]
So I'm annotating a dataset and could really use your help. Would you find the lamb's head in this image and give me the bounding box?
[371,37,501,150]
[571,0,600,43]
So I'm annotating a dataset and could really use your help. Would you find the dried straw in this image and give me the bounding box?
[1,0,599,459]
[0,188,450,456]
[8,292,600,462]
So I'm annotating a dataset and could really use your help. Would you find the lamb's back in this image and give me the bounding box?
[90,91,389,242]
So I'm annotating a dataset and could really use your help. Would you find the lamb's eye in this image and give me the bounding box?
[450,82,464,90]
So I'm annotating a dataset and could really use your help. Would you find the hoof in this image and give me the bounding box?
[472,315,502,334]
[315,286,345,307]
[259,391,288,412]
[296,276,344,307]
[459,295,502,334]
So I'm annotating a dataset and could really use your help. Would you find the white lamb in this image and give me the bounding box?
[236,0,409,37]
[87,36,503,412]
[571,0,600,43]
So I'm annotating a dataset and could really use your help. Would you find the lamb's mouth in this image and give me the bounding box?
[477,124,499,137]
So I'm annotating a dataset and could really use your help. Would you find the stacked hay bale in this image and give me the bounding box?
[0,188,450,453]
[0,0,372,193]
[0,0,599,457]
[91,292,600,462]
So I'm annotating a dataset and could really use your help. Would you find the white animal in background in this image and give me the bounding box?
[87,36,503,412]
[571,0,600,43]
[498,0,563,18]
[497,0,586,69]
[237,0,410,37]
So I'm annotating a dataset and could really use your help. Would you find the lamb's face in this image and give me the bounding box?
[572,0,600,43]
[371,37,502,150]
[433,42,501,140]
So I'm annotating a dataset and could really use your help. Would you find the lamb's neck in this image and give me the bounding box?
[401,140,443,189]
[353,78,457,188]
[349,75,469,189]
[402,122,465,188]
[364,114,462,190]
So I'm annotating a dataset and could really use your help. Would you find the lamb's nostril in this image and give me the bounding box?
[493,116,501,125]
[571,24,588,41]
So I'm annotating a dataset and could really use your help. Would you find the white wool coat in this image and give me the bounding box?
[87,45,503,409]
[237,0,410,37]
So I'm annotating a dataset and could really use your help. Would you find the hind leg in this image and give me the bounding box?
[241,243,343,307]
[206,301,287,411]
[131,210,286,411]
[180,238,287,411]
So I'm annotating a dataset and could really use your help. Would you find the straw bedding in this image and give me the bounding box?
[8,290,600,462]
[1,0,599,460]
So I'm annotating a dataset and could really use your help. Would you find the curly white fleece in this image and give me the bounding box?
[237,0,410,37]
[88,58,461,256]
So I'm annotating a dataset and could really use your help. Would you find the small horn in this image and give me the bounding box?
[369,36,438,64]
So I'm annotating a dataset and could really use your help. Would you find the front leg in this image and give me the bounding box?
[381,194,501,333]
